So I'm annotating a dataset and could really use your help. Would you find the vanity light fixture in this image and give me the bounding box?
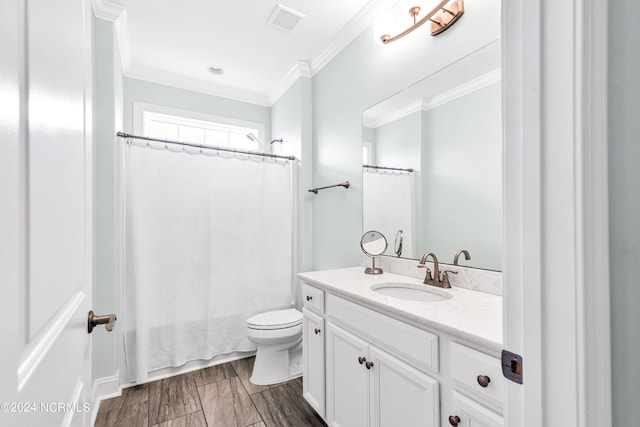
[374,0,464,44]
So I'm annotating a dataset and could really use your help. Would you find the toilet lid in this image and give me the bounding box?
[247,308,302,330]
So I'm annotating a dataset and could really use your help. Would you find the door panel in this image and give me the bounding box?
[370,346,439,427]
[326,322,369,427]
[303,308,325,418]
[0,0,93,426]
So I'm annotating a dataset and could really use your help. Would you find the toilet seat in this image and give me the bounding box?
[247,308,302,330]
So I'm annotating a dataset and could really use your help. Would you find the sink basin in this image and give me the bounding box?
[370,282,452,302]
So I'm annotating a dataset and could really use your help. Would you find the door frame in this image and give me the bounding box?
[502,0,611,426]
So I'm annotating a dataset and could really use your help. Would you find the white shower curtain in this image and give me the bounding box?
[123,141,293,381]
[363,169,416,258]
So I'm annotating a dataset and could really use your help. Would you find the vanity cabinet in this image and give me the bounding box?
[326,321,440,427]
[300,276,504,427]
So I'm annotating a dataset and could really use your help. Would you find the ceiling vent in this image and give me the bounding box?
[267,4,306,33]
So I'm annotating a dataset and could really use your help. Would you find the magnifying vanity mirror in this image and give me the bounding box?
[362,41,502,271]
[361,230,388,275]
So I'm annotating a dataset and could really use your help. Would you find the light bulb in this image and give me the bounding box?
[372,9,398,45]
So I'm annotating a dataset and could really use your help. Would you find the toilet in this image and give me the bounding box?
[246,308,303,385]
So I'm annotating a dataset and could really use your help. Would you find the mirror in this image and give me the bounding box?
[360,230,388,275]
[362,42,502,271]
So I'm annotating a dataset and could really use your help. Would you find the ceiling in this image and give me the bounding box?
[105,0,394,106]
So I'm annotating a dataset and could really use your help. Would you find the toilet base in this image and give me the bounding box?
[249,342,303,385]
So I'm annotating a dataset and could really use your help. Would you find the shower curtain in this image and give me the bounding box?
[363,169,416,258]
[123,141,293,381]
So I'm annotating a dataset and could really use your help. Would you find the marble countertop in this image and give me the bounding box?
[298,267,503,352]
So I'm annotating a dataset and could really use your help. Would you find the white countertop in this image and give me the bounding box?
[298,267,503,352]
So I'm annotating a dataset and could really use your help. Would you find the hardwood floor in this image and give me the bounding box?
[95,357,326,427]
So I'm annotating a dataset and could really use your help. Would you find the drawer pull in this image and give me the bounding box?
[365,361,374,370]
[358,356,366,365]
[306,295,313,301]
[448,415,461,426]
[314,328,321,335]
[477,375,491,388]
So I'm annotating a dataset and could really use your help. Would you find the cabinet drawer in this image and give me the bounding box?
[302,282,325,313]
[450,342,503,408]
[451,391,504,427]
[327,294,439,374]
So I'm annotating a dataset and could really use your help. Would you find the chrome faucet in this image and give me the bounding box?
[417,252,456,288]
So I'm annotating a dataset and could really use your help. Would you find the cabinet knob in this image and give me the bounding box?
[314,328,321,335]
[358,356,366,365]
[448,415,461,426]
[365,361,374,370]
[306,295,313,301]
[477,375,491,388]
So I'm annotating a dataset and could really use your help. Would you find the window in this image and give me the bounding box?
[134,102,266,152]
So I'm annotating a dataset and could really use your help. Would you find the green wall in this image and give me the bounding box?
[123,78,271,138]
[609,0,640,423]
[92,16,123,382]
[311,0,500,269]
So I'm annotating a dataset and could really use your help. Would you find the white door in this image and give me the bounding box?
[326,322,369,427]
[0,0,95,426]
[369,346,439,427]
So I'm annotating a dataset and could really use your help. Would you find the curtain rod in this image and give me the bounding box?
[363,164,414,173]
[116,132,296,161]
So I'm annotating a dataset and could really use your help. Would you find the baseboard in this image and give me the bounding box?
[90,374,121,426]
[119,350,256,389]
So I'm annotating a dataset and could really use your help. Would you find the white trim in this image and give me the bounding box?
[269,61,312,105]
[113,11,132,73]
[310,0,396,75]
[502,0,542,424]
[90,0,124,22]
[99,0,396,107]
[90,375,122,426]
[576,0,611,425]
[17,292,86,391]
[369,100,423,129]
[423,68,501,111]
[366,69,501,128]
[503,0,612,425]
[132,101,266,143]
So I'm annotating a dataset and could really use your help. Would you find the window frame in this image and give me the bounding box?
[133,101,266,151]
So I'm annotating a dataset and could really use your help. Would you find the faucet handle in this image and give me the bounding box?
[417,264,432,283]
[442,270,458,288]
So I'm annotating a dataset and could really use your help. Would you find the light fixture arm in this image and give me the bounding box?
[379,0,464,44]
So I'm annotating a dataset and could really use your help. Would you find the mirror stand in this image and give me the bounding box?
[365,257,383,275]
[361,230,388,275]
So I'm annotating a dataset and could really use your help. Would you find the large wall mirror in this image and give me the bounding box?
[362,42,502,271]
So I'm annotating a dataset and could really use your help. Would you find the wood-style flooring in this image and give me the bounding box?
[95,357,326,427]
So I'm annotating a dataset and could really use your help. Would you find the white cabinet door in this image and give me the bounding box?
[326,322,369,427]
[450,391,504,427]
[303,308,325,418]
[369,346,440,427]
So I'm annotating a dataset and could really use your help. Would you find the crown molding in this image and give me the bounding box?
[268,61,312,105]
[124,66,272,106]
[423,68,501,111]
[310,0,395,75]
[365,68,501,128]
[91,0,125,22]
[369,99,424,128]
